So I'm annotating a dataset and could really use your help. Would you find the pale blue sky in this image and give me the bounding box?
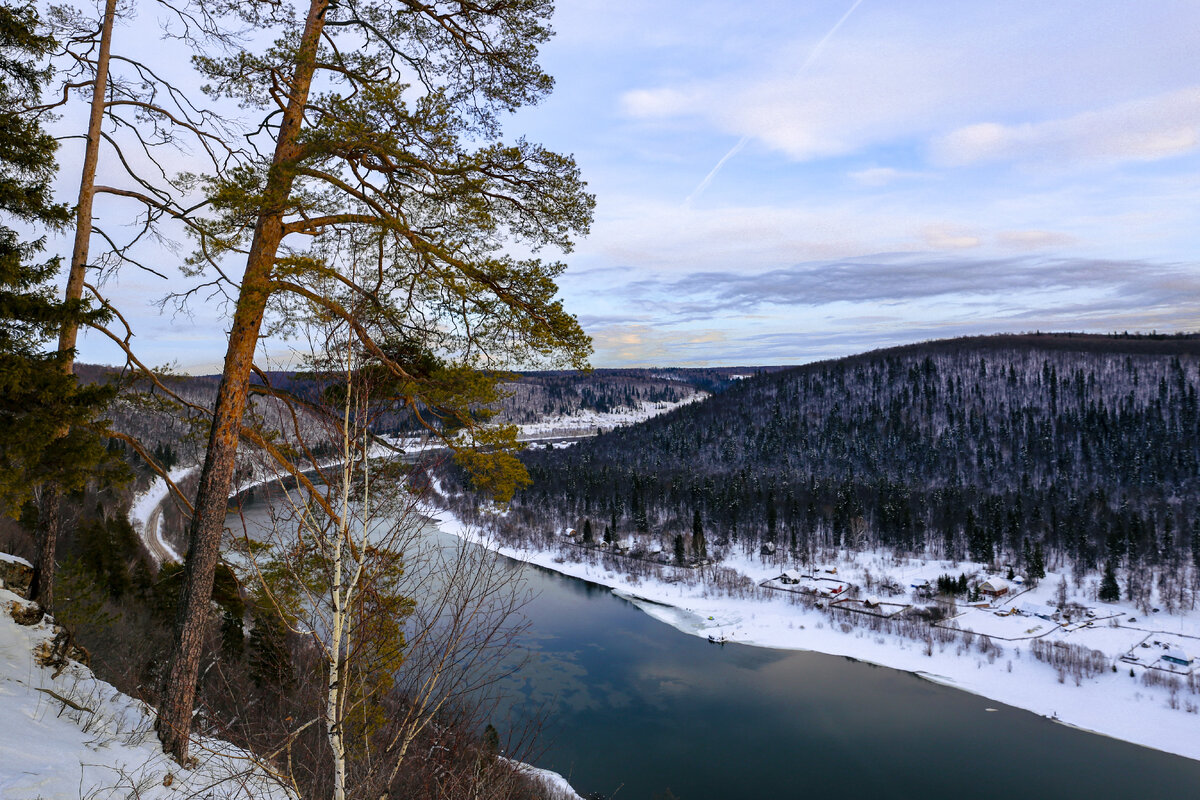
[71,0,1200,369]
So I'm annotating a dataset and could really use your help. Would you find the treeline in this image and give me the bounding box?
[493,368,771,423]
[444,334,1200,603]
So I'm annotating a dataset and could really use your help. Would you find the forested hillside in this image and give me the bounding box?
[81,365,768,449]
[494,368,738,423]
[466,334,1200,607]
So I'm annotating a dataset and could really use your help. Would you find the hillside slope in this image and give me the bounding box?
[480,334,1200,601]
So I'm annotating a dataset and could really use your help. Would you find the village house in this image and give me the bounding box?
[979,577,1010,598]
[1162,649,1193,667]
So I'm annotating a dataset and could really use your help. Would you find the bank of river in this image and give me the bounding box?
[495,558,1200,799]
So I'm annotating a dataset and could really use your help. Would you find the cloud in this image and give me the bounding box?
[573,254,1200,366]
[620,87,698,119]
[587,322,730,366]
[996,230,1077,251]
[618,5,1200,164]
[932,88,1200,167]
[622,255,1200,314]
[921,224,982,250]
[848,167,928,187]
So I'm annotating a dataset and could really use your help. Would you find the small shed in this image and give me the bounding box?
[1018,601,1057,620]
[979,577,1010,598]
[780,569,803,585]
[1162,649,1192,667]
[761,542,776,556]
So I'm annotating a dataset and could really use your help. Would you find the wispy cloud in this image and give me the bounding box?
[620,255,1200,313]
[933,88,1200,168]
[848,167,929,186]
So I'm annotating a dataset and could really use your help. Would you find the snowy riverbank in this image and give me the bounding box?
[425,503,1200,765]
[0,571,294,799]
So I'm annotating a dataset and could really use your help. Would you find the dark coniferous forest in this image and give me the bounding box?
[449,334,1200,606]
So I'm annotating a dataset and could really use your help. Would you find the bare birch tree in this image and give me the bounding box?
[233,304,533,799]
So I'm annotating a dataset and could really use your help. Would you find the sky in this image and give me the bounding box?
[68,0,1200,370]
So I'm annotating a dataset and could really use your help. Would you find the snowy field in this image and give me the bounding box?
[427,504,1200,764]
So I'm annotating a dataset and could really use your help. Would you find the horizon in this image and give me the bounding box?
[78,329,1200,377]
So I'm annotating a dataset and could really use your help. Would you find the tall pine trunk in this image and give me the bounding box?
[29,485,62,608]
[156,0,330,763]
[30,0,117,612]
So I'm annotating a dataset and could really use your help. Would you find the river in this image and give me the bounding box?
[227,492,1200,799]
[491,557,1200,800]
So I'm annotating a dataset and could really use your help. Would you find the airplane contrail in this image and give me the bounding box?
[683,0,866,207]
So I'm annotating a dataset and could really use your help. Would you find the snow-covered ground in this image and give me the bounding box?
[426,503,1200,764]
[510,395,705,440]
[0,571,293,800]
[502,758,584,800]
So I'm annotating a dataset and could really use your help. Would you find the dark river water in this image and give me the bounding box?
[228,492,1200,800]
[497,560,1200,800]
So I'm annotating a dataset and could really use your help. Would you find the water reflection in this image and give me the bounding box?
[502,565,1200,800]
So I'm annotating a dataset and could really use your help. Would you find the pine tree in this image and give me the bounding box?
[582,518,593,544]
[158,0,594,760]
[674,533,686,564]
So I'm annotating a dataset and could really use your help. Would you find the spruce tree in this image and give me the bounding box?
[1099,560,1120,602]
[247,611,295,693]
[766,491,777,542]
[692,508,707,560]
[582,518,593,544]
[1191,519,1200,573]
[1030,542,1047,583]
[0,2,116,608]
[483,724,500,758]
